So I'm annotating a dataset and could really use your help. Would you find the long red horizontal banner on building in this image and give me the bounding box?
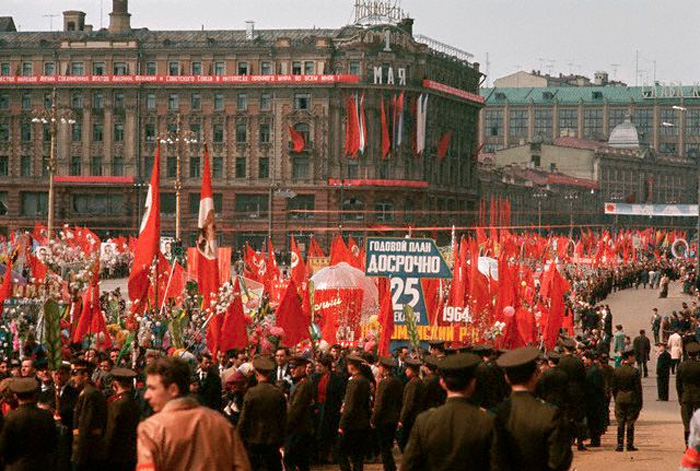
[54,175,135,184]
[0,74,361,86]
[327,178,428,188]
[422,80,485,105]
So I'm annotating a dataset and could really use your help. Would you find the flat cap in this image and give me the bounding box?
[288,355,310,367]
[378,356,397,368]
[346,354,364,365]
[438,353,480,372]
[423,355,440,368]
[687,342,700,354]
[252,356,275,373]
[10,378,38,395]
[404,358,422,368]
[472,345,494,354]
[111,368,137,380]
[496,346,541,369]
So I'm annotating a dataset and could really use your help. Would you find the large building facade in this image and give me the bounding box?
[0,1,484,250]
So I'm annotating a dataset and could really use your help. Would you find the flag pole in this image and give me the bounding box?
[158,260,178,318]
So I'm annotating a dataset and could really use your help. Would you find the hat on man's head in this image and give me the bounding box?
[423,355,440,369]
[252,356,275,373]
[9,378,38,395]
[288,355,310,368]
[378,356,397,369]
[427,339,446,349]
[437,353,480,374]
[111,368,137,380]
[687,342,700,355]
[496,347,541,370]
[404,358,422,369]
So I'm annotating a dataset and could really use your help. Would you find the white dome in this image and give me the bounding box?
[608,118,640,148]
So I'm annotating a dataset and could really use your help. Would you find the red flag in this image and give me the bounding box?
[377,278,394,357]
[289,126,306,153]
[345,95,360,158]
[543,267,566,350]
[290,236,306,286]
[219,294,248,352]
[380,96,391,159]
[164,261,186,306]
[128,144,161,318]
[329,234,352,266]
[0,260,12,310]
[196,145,221,356]
[276,280,310,347]
[436,130,453,159]
[73,277,110,349]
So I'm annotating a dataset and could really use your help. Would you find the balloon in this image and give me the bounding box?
[503,306,515,318]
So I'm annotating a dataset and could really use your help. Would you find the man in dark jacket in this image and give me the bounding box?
[677,342,700,444]
[238,356,287,471]
[310,355,344,464]
[656,342,672,401]
[421,356,446,410]
[0,378,57,471]
[196,353,222,411]
[558,339,587,450]
[338,355,371,471]
[371,357,403,471]
[398,358,425,451]
[71,359,108,471]
[633,330,651,378]
[285,355,315,471]
[104,368,141,471]
[612,349,643,451]
[582,351,607,447]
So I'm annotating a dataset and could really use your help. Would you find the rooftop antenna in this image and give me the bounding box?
[42,14,59,32]
[610,63,620,80]
[485,52,490,87]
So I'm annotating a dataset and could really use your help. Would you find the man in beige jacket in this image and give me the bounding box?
[137,356,251,471]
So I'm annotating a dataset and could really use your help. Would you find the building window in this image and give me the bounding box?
[21,192,48,216]
[44,92,53,109]
[214,93,225,111]
[145,122,155,142]
[168,94,179,110]
[235,194,268,218]
[168,61,180,76]
[259,123,271,143]
[0,156,8,176]
[0,122,9,141]
[92,62,105,75]
[686,110,700,137]
[72,122,82,141]
[92,123,103,141]
[236,122,247,142]
[114,92,125,109]
[21,93,31,110]
[347,159,358,179]
[287,195,315,220]
[161,193,176,214]
[686,143,700,159]
[190,156,201,178]
[191,61,202,75]
[146,93,156,111]
[114,123,124,141]
[342,197,364,221]
[112,156,124,176]
[71,194,124,215]
[304,61,315,75]
[0,63,9,76]
[93,91,104,109]
[235,157,246,178]
[214,61,226,75]
[191,93,201,110]
[70,157,81,176]
[349,61,361,75]
[292,155,310,180]
[22,62,33,76]
[404,199,415,222]
[188,193,199,215]
[145,61,157,75]
[213,123,224,142]
[71,92,83,109]
[260,93,271,111]
[43,123,51,142]
[213,156,223,179]
[114,62,128,75]
[0,192,6,215]
[144,156,154,179]
[21,122,31,141]
[559,108,578,136]
[70,62,84,76]
[166,157,177,178]
[375,200,395,222]
[509,109,528,138]
[534,109,552,138]
[294,93,311,110]
[0,94,8,110]
[633,108,653,143]
[292,62,302,75]
[659,142,677,154]
[238,61,249,75]
[660,108,678,136]
[257,157,269,179]
[237,93,247,111]
[608,108,628,131]
[44,62,55,76]
[261,62,273,75]
[90,156,102,176]
[485,110,503,136]
[378,160,390,179]
[582,108,603,140]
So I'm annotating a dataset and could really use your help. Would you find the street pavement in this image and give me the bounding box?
[318,280,690,471]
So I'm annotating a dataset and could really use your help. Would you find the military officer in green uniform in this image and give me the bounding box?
[422,355,446,410]
[398,358,425,451]
[401,352,500,471]
[284,355,315,471]
[338,354,372,471]
[71,359,108,471]
[371,356,403,471]
[495,346,572,471]
[612,348,643,451]
[677,342,700,444]
[104,368,141,471]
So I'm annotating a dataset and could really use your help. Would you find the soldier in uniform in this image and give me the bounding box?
[473,346,509,410]
[612,348,643,451]
[371,356,403,471]
[422,355,446,410]
[582,350,606,447]
[398,358,425,451]
[71,359,108,471]
[401,352,500,471]
[656,342,672,401]
[677,342,700,444]
[284,355,314,471]
[104,368,141,471]
[427,340,446,359]
[557,338,588,450]
[494,346,572,471]
[536,351,569,409]
[238,356,287,471]
[0,378,57,470]
[338,354,372,471]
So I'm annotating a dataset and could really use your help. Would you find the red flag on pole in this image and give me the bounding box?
[345,95,360,158]
[289,126,306,153]
[219,294,248,352]
[196,145,221,356]
[436,130,453,159]
[128,144,161,319]
[380,96,391,159]
[377,278,394,357]
[290,236,306,286]
[275,280,310,347]
[0,259,12,310]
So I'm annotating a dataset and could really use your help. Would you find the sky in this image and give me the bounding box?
[5,0,700,87]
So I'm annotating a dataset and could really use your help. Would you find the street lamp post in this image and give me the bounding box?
[31,88,75,240]
[564,191,579,238]
[159,114,198,242]
[532,188,547,235]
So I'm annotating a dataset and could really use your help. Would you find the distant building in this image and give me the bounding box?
[493,70,626,89]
